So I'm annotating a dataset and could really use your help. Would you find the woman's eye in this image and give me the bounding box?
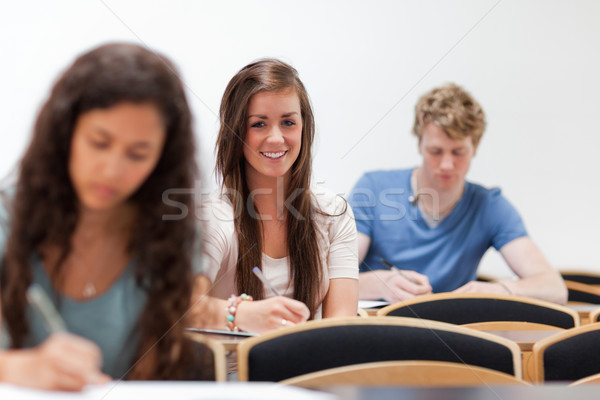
[128,153,148,162]
[283,120,296,127]
[89,140,108,149]
[251,121,265,128]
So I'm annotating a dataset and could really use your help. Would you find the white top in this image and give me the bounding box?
[200,187,358,317]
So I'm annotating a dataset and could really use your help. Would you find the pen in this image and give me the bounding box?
[252,266,281,296]
[26,284,67,333]
[380,258,419,285]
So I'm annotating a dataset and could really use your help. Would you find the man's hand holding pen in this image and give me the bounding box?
[380,259,432,301]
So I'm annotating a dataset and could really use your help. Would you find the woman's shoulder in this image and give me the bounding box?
[310,185,352,217]
[198,188,236,239]
[199,188,234,217]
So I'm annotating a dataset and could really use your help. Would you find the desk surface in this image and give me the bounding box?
[198,327,565,353]
[194,332,249,351]
[3,382,598,400]
[327,384,600,399]
[567,304,600,324]
[0,382,334,400]
[484,329,562,351]
[568,304,600,312]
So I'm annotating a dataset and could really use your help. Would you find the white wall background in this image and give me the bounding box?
[1,0,598,278]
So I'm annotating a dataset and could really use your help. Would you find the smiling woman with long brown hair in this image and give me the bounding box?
[197,59,359,334]
[0,43,211,390]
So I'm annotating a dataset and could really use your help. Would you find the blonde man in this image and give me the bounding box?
[349,84,566,304]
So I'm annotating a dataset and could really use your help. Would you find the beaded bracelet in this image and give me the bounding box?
[225,293,253,332]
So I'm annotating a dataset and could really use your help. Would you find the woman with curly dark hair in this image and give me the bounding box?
[0,43,210,390]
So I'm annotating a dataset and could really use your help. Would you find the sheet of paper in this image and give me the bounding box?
[358,300,391,309]
[0,382,337,400]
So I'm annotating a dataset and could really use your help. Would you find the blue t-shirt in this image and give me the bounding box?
[348,168,528,292]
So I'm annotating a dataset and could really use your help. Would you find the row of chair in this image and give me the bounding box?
[228,315,600,385]
[189,317,600,385]
[369,292,598,382]
[189,287,600,385]
[371,292,600,383]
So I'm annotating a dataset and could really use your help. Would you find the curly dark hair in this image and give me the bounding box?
[0,43,210,380]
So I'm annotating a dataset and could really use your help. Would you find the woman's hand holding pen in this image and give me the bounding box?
[1,333,110,391]
[234,296,309,333]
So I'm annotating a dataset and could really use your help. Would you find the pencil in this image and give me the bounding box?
[380,258,419,285]
[252,266,281,296]
[26,283,67,333]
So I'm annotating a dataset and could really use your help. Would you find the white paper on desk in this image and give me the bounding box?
[358,300,391,309]
[0,382,338,400]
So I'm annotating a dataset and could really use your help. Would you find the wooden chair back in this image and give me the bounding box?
[570,372,600,386]
[377,292,579,329]
[463,321,567,331]
[560,271,600,288]
[281,360,530,387]
[237,316,522,382]
[589,308,600,324]
[357,308,370,317]
[565,280,600,304]
[532,323,600,383]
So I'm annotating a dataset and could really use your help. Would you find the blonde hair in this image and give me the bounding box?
[413,83,486,148]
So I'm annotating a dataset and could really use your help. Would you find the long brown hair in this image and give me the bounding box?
[216,59,323,317]
[0,43,209,379]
